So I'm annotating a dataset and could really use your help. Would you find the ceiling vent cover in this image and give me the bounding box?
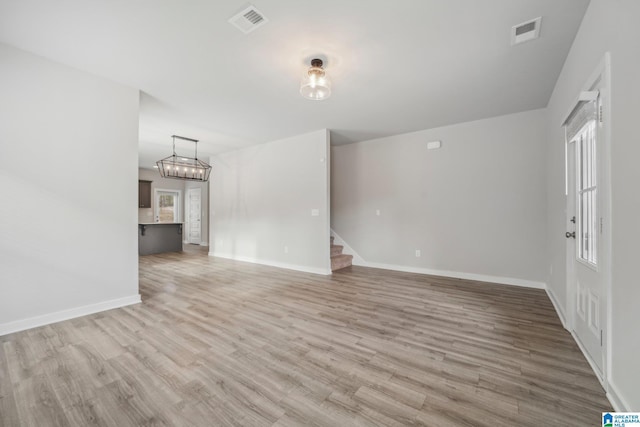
[228,5,268,34]
[511,17,542,45]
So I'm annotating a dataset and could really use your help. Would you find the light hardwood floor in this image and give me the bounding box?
[1,246,611,426]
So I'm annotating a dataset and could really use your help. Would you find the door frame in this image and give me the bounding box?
[186,187,202,245]
[564,52,612,386]
[154,188,182,223]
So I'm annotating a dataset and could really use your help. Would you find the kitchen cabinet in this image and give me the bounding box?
[139,180,152,208]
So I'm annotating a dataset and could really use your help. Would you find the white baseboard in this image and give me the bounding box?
[545,286,569,330]
[353,260,546,289]
[209,252,331,276]
[184,241,208,247]
[607,380,630,412]
[329,230,544,289]
[0,294,142,336]
[571,330,605,387]
[544,288,633,413]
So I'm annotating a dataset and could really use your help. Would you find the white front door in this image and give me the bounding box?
[565,70,609,380]
[187,188,201,244]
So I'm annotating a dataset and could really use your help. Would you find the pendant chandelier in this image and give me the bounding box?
[300,58,331,100]
[156,135,212,182]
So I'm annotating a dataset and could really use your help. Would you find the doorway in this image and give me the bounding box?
[155,189,181,223]
[186,187,202,244]
[565,54,611,383]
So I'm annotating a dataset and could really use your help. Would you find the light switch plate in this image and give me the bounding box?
[427,140,441,150]
[311,209,319,216]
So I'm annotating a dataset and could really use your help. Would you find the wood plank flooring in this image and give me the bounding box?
[1,246,611,426]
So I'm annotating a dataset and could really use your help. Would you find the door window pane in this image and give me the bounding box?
[157,191,179,223]
[576,120,597,265]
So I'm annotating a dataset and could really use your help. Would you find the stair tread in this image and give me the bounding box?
[329,237,351,271]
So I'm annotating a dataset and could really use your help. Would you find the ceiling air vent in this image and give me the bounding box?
[228,5,268,34]
[511,17,542,45]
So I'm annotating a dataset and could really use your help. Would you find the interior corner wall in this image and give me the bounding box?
[210,129,330,274]
[331,109,547,286]
[0,43,140,334]
[545,0,640,411]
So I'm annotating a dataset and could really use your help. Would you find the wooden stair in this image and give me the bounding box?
[330,236,353,271]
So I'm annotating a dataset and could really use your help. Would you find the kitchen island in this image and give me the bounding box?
[138,223,183,255]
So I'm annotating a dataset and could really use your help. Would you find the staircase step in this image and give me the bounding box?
[330,244,344,257]
[331,254,353,271]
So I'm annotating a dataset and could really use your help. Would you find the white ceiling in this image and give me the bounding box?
[0,0,589,168]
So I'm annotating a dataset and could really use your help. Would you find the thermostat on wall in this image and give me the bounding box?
[427,140,441,150]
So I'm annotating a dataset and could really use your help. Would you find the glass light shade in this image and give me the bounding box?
[300,59,331,100]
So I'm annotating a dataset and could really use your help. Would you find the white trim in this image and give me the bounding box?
[209,252,331,276]
[185,187,202,245]
[154,188,182,223]
[0,294,141,336]
[572,330,605,385]
[545,286,569,330]
[564,52,612,389]
[352,260,545,289]
[607,381,631,412]
[182,241,208,247]
[331,229,544,288]
[561,90,600,126]
[542,286,632,411]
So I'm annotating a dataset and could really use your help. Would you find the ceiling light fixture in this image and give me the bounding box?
[156,135,212,182]
[300,58,331,100]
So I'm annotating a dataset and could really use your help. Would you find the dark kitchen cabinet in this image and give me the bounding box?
[139,180,152,208]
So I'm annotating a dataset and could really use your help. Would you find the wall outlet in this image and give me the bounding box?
[311,209,319,216]
[284,246,289,254]
[376,209,381,216]
[415,249,421,257]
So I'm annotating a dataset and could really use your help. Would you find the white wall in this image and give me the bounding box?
[545,0,640,411]
[210,129,330,274]
[332,109,547,286]
[0,43,140,334]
